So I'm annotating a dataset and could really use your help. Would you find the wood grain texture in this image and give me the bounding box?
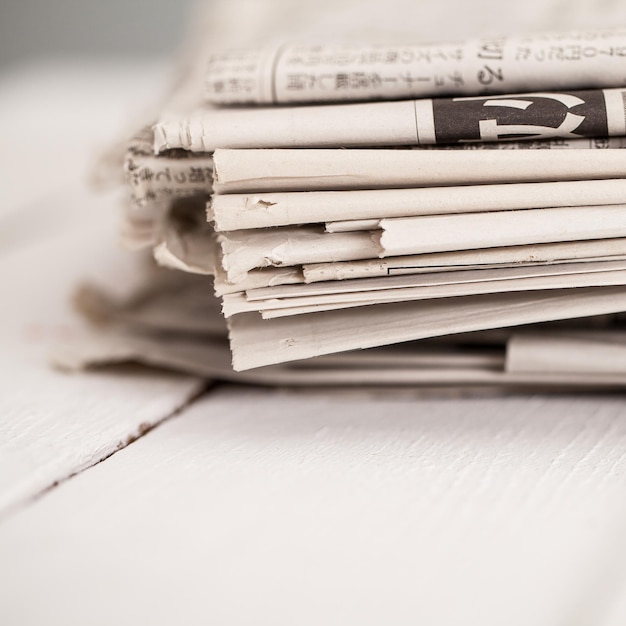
[0,186,204,519]
[2,387,626,625]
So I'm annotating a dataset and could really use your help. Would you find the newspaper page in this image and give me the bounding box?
[213,266,304,296]
[228,286,626,369]
[377,205,626,256]
[124,127,214,208]
[217,226,379,282]
[56,324,626,388]
[302,238,626,282]
[154,209,306,292]
[155,88,626,152]
[226,261,626,317]
[325,219,379,233]
[210,179,626,230]
[63,237,626,386]
[246,260,626,300]
[205,30,626,105]
[213,143,626,193]
[506,331,626,374]
[248,268,626,319]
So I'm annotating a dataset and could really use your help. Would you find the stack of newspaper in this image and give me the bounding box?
[65,4,626,390]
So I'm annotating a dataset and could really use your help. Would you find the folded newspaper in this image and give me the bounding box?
[60,0,626,390]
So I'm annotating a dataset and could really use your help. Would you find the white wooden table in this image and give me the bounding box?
[2,63,626,626]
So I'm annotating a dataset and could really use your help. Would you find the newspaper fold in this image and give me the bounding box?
[376,205,626,256]
[302,238,626,282]
[217,226,378,282]
[205,30,626,105]
[155,88,626,152]
[254,269,626,318]
[213,146,626,193]
[211,179,626,230]
[228,286,626,369]
[246,260,626,300]
[221,261,626,318]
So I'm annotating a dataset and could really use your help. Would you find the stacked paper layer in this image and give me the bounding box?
[204,149,626,370]
[73,0,626,389]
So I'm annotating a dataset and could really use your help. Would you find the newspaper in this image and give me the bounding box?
[153,207,307,292]
[325,219,379,233]
[228,287,626,369]
[213,143,626,193]
[152,204,217,276]
[213,265,304,295]
[222,261,626,318]
[250,269,626,319]
[155,204,626,321]
[57,325,626,389]
[61,264,626,388]
[302,238,626,282]
[124,127,213,208]
[127,135,626,250]
[205,30,626,105]
[155,88,626,152]
[376,205,626,256]
[217,226,378,282]
[506,331,626,374]
[92,0,626,379]
[211,179,626,230]
[246,260,626,299]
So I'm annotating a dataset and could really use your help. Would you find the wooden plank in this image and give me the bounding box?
[0,187,204,519]
[2,387,626,625]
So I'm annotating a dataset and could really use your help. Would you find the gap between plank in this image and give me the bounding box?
[0,380,214,524]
